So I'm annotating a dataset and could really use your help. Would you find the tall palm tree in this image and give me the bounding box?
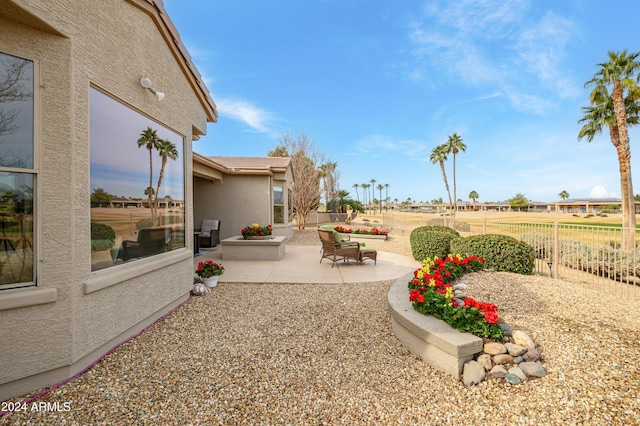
[384,183,389,211]
[369,179,377,214]
[430,144,453,224]
[353,183,360,204]
[362,183,369,212]
[558,190,570,200]
[137,127,161,224]
[445,133,466,225]
[154,139,179,218]
[376,183,384,213]
[581,50,640,249]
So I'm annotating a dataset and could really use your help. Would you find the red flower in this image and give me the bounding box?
[417,294,425,303]
[484,311,499,324]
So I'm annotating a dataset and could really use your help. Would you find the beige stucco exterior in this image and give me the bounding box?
[0,0,216,400]
[193,155,295,241]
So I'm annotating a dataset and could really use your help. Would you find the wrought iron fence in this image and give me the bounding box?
[383,212,639,301]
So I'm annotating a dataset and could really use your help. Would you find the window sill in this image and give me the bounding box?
[0,287,58,311]
[85,249,192,294]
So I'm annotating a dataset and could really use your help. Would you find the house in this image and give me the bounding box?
[548,198,640,214]
[0,0,216,400]
[193,155,294,241]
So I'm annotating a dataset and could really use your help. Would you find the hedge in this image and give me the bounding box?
[90,222,116,252]
[450,234,535,275]
[410,225,460,261]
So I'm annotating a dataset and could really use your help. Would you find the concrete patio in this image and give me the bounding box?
[194,244,421,284]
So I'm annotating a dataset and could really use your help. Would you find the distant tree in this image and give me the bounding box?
[558,190,570,200]
[279,131,324,229]
[635,194,640,202]
[361,183,369,212]
[469,190,479,206]
[429,144,453,222]
[580,50,640,250]
[508,193,529,211]
[352,183,360,204]
[444,133,466,225]
[384,183,390,211]
[369,178,377,214]
[267,145,289,157]
[376,183,384,213]
[90,187,114,208]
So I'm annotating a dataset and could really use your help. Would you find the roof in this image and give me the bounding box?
[208,156,291,173]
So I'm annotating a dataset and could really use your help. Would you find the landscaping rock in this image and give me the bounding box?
[514,356,524,364]
[490,365,508,378]
[477,354,492,371]
[508,366,527,382]
[484,342,507,355]
[520,362,547,378]
[463,361,486,386]
[505,373,522,385]
[505,343,527,357]
[513,330,535,349]
[499,323,514,337]
[493,354,514,365]
[523,348,541,362]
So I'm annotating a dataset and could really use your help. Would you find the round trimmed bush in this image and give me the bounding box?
[91,222,116,252]
[450,234,535,275]
[410,225,460,261]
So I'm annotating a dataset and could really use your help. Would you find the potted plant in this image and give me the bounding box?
[241,223,273,239]
[195,260,224,288]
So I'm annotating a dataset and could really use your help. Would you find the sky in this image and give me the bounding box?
[163,0,640,204]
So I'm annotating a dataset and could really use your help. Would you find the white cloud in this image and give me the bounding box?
[590,185,616,198]
[216,98,271,132]
[353,134,429,158]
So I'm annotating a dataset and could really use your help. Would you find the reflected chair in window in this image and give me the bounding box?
[119,226,172,261]
[196,220,220,248]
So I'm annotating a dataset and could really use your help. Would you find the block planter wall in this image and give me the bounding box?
[387,273,483,378]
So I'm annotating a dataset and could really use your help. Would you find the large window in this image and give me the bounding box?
[0,52,35,288]
[273,185,284,224]
[90,87,185,272]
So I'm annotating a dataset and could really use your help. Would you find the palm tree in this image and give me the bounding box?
[353,183,360,204]
[154,138,179,217]
[376,183,384,213]
[469,190,479,209]
[430,144,453,224]
[445,133,466,225]
[369,179,377,214]
[362,183,369,212]
[581,50,640,249]
[137,127,161,224]
[558,190,570,200]
[384,183,390,211]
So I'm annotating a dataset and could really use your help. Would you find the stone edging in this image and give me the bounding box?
[387,273,483,378]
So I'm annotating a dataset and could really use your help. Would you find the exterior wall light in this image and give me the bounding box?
[139,77,165,101]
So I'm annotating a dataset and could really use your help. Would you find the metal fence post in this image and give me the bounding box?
[553,222,560,279]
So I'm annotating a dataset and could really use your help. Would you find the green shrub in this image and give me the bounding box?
[91,222,116,252]
[450,234,535,275]
[410,226,460,261]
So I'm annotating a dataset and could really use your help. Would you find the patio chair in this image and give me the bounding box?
[196,220,220,248]
[119,226,172,261]
[318,229,360,267]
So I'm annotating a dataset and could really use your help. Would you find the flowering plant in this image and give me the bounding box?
[241,223,273,238]
[195,260,225,278]
[333,226,388,236]
[408,254,504,340]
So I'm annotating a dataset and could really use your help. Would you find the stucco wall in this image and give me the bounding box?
[194,175,272,240]
[0,0,210,400]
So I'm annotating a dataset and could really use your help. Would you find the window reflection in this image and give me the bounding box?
[0,51,35,288]
[90,88,185,271]
[0,172,34,285]
[0,53,34,169]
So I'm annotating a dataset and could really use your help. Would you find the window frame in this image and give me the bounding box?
[0,50,38,290]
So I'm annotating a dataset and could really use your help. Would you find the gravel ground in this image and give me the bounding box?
[2,228,639,425]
